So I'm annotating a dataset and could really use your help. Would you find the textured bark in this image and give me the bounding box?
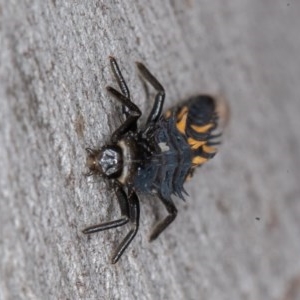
[1,1,300,299]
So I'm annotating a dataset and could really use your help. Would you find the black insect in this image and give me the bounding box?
[83,57,227,264]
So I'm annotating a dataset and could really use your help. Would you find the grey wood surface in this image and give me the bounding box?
[1,1,300,299]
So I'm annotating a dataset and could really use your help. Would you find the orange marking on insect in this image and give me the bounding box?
[191,123,213,133]
[192,156,207,165]
[177,106,188,120]
[202,145,217,154]
[176,107,188,134]
[187,138,206,149]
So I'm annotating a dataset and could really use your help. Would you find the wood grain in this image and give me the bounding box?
[1,1,300,299]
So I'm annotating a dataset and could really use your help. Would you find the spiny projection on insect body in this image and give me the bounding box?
[83,56,229,264]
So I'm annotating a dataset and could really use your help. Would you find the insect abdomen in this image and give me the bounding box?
[171,95,222,169]
[134,95,224,199]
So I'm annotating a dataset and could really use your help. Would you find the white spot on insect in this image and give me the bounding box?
[158,142,170,152]
[117,140,130,184]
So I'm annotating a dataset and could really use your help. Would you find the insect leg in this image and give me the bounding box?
[82,181,129,234]
[136,62,165,125]
[111,189,140,264]
[149,197,177,242]
[106,86,141,142]
[109,56,131,118]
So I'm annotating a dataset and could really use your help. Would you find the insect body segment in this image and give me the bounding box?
[83,57,226,263]
[165,95,221,177]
